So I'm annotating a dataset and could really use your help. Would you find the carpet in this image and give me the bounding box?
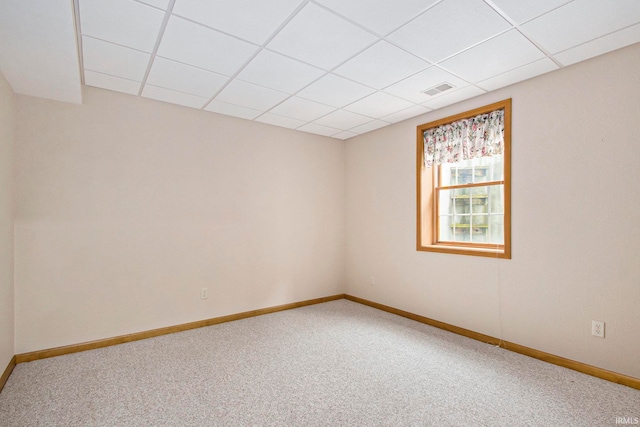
[0,300,638,426]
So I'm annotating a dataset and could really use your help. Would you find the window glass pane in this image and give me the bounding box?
[489,154,504,181]
[488,214,504,244]
[439,184,504,244]
[452,222,471,242]
[470,224,488,243]
[440,163,453,187]
[489,184,504,213]
[439,215,452,241]
[452,188,469,213]
[440,156,502,187]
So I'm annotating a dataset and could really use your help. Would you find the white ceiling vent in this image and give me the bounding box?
[422,83,454,96]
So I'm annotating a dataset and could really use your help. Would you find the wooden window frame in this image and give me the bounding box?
[416,99,511,259]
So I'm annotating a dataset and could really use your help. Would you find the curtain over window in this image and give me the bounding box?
[423,109,504,167]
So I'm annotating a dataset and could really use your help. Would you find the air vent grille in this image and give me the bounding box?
[422,82,454,96]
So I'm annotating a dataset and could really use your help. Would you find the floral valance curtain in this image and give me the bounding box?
[423,108,504,167]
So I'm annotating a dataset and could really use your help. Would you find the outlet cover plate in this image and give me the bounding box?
[592,320,605,338]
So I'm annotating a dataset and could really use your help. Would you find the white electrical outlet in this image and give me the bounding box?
[592,320,605,338]
[369,276,376,286]
[200,288,208,300]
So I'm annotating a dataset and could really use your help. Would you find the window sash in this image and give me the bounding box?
[434,180,505,247]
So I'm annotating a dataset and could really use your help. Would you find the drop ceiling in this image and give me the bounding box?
[2,0,640,140]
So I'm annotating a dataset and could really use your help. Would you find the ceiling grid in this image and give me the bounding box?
[2,0,640,139]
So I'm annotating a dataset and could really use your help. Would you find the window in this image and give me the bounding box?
[416,99,511,258]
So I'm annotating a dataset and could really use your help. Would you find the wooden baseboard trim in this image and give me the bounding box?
[15,294,345,364]
[12,293,639,391]
[0,355,16,395]
[344,294,640,390]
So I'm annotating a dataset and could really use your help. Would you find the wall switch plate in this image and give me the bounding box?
[201,288,208,300]
[369,276,375,286]
[592,320,605,338]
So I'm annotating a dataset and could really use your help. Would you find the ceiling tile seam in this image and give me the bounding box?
[259,45,381,93]
[253,101,341,126]
[474,57,556,88]
[152,55,232,77]
[339,90,420,117]
[200,0,315,111]
[72,0,85,86]
[301,0,442,79]
[504,0,576,27]
[131,0,168,12]
[142,82,213,100]
[80,34,154,55]
[481,0,523,27]
[373,37,436,67]
[369,63,477,105]
[83,68,141,83]
[168,14,259,47]
[309,0,389,39]
[378,0,448,38]
[550,22,640,65]
[254,36,387,119]
[514,26,564,68]
[429,26,515,65]
[310,115,383,133]
[481,0,564,68]
[219,1,452,120]
[137,0,178,97]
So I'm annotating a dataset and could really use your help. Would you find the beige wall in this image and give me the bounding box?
[14,87,345,353]
[345,43,640,378]
[0,72,15,370]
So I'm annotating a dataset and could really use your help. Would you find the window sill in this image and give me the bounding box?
[418,244,510,259]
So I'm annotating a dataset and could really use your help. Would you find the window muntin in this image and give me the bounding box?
[416,99,511,258]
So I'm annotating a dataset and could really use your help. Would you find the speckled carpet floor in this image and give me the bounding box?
[0,300,638,426]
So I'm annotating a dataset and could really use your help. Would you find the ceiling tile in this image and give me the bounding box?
[82,36,150,81]
[142,85,209,108]
[344,91,415,118]
[157,16,258,76]
[555,23,640,66]
[521,0,640,54]
[382,105,431,123]
[138,0,171,10]
[314,110,373,130]
[297,123,341,137]
[205,100,262,120]
[255,113,306,129]
[215,79,289,111]
[84,70,141,95]
[79,0,165,52]
[267,3,378,70]
[269,97,336,122]
[315,0,438,35]
[383,66,469,103]
[332,131,359,140]
[296,74,375,107]
[489,0,571,25]
[173,0,303,44]
[333,41,429,89]
[236,50,325,94]
[421,85,485,110]
[440,30,545,82]
[147,57,229,98]
[349,119,390,134]
[388,0,511,63]
[477,58,558,91]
